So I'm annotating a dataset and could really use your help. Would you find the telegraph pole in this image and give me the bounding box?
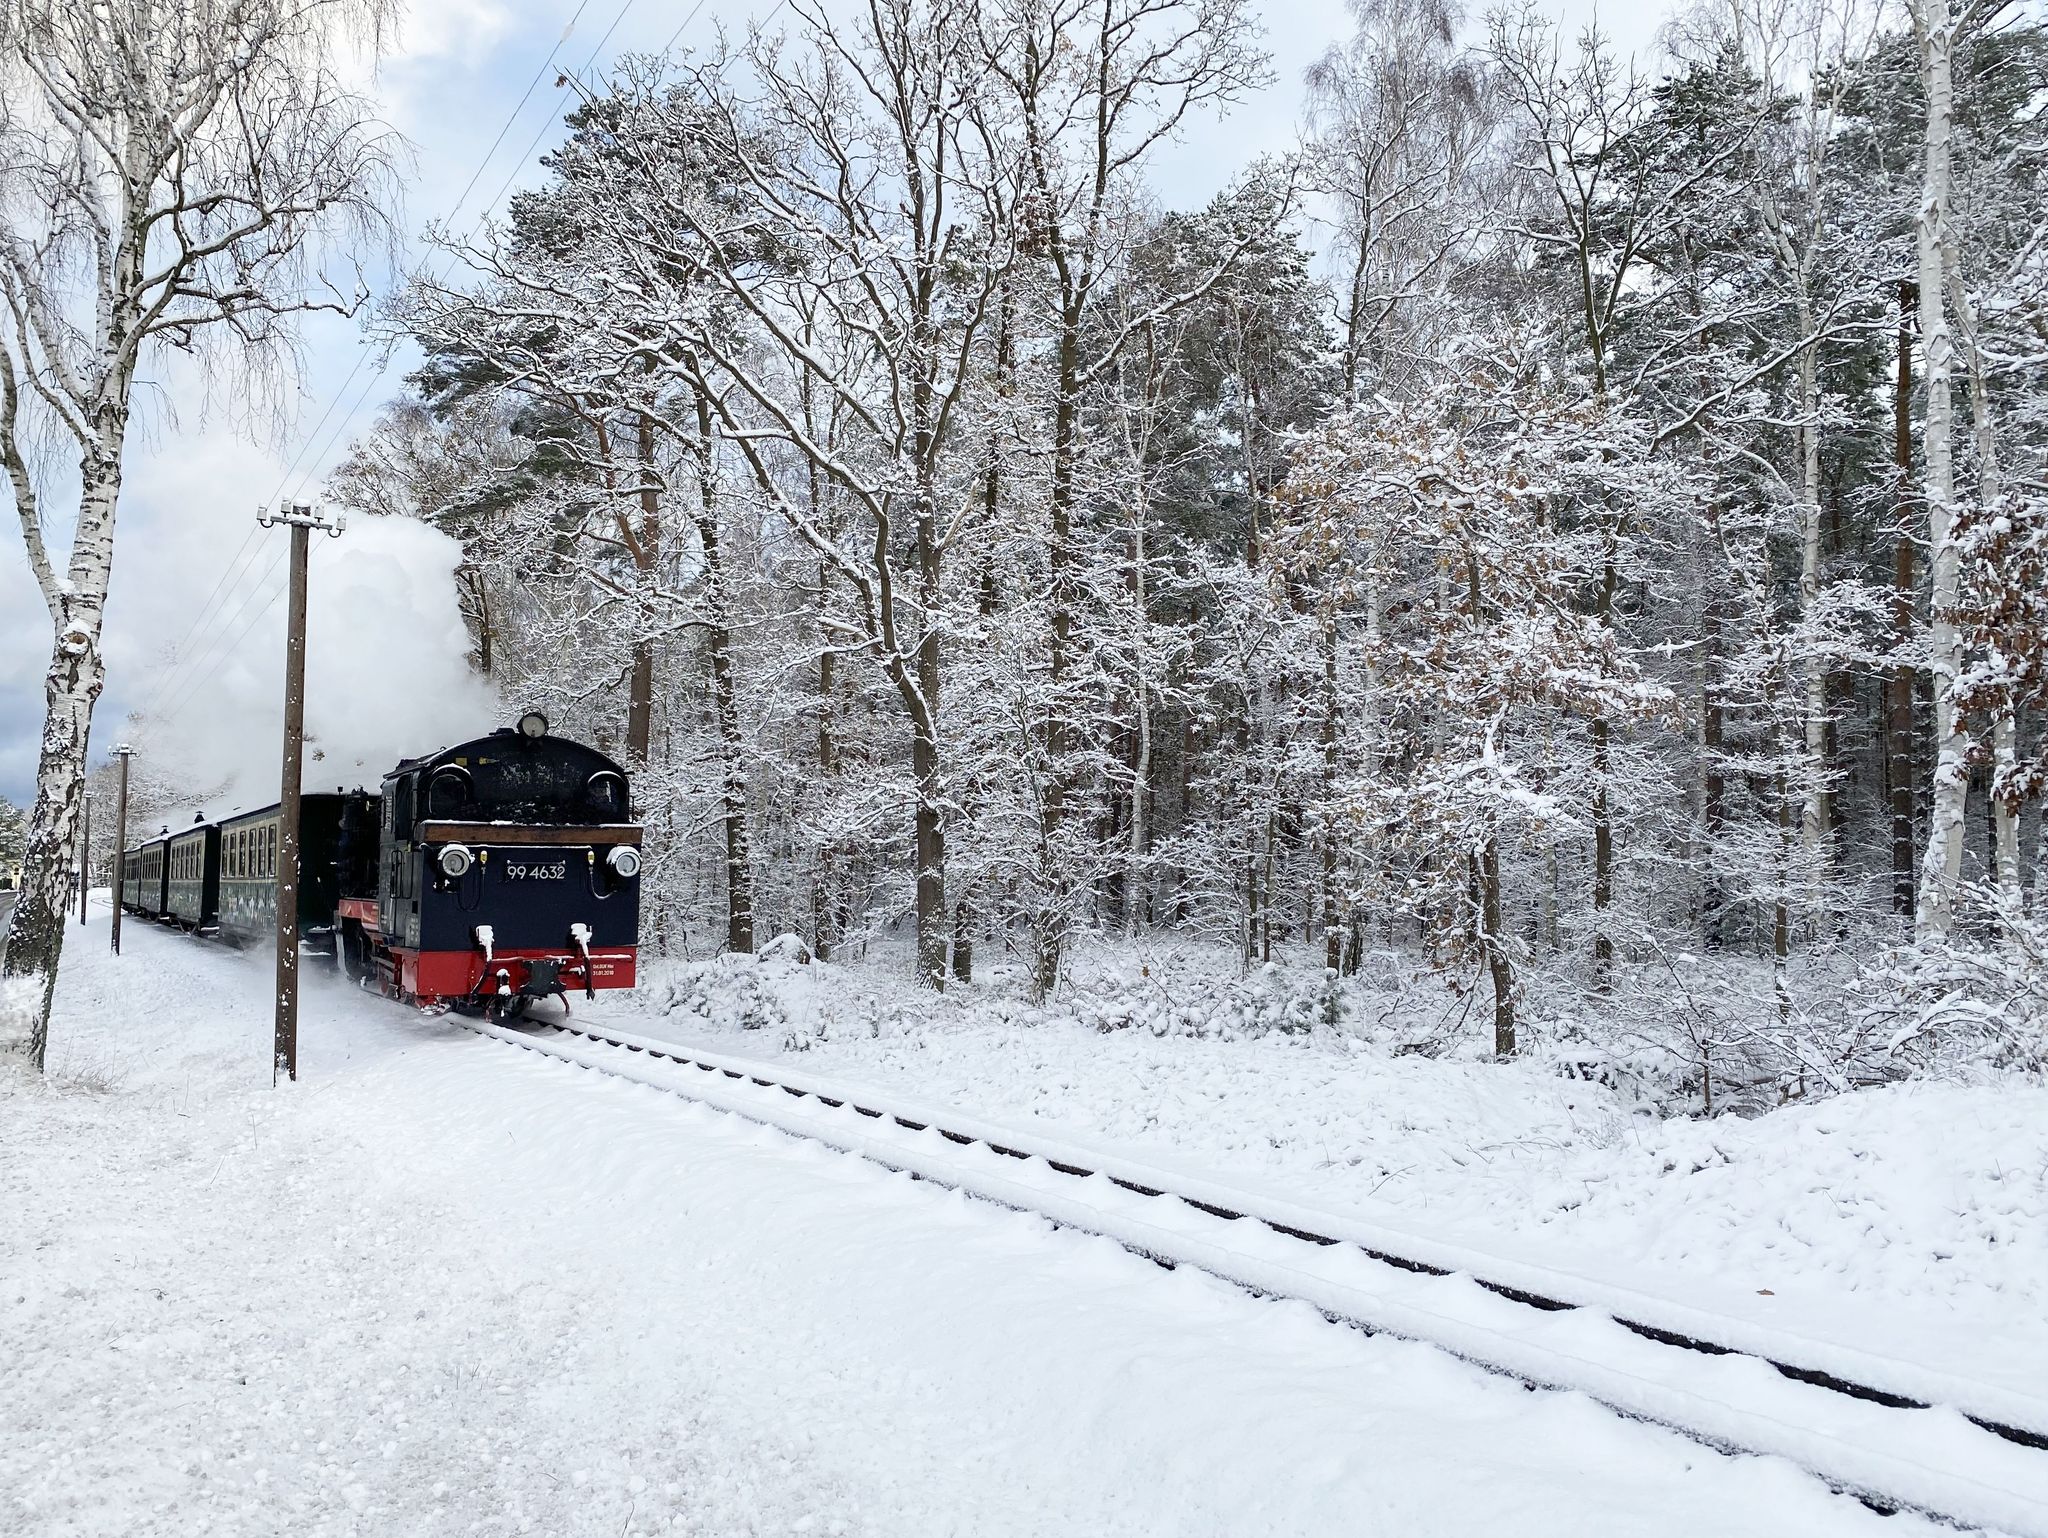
[109,747,133,955]
[77,791,91,925]
[260,502,344,1085]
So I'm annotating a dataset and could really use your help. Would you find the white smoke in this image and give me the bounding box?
[132,513,501,820]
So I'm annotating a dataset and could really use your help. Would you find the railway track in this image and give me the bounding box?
[453,1011,2048,1537]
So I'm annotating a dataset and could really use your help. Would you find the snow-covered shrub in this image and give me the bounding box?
[1857,896,2048,1079]
[654,955,796,1036]
[1514,941,1914,1117]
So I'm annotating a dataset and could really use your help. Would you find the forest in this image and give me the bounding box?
[289,0,2046,1105]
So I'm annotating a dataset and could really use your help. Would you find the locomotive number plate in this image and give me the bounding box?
[501,858,569,882]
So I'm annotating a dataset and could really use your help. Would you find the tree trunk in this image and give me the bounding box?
[1774,767,1793,1023]
[692,396,752,955]
[954,292,1011,986]
[1952,268,2022,897]
[4,397,129,1069]
[627,412,660,764]
[1125,512,1152,939]
[1702,596,1727,949]
[815,625,836,962]
[1260,811,1276,963]
[1889,282,1919,920]
[911,358,948,991]
[1796,292,1831,872]
[4,637,104,1066]
[1913,0,1967,938]
[1032,304,1083,1000]
[1319,614,1342,974]
[1480,835,1513,1056]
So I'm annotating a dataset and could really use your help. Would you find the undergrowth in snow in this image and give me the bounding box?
[639,938,2048,1338]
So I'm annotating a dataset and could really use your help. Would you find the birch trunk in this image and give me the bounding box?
[1912,0,1967,938]
[1888,283,1919,919]
[1124,514,1151,940]
[2,316,135,1070]
[1318,614,1341,974]
[1796,294,1830,869]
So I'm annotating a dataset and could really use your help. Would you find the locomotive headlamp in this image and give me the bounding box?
[606,845,642,879]
[438,843,475,878]
[518,711,549,739]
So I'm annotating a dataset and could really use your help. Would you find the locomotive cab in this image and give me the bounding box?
[338,715,642,1015]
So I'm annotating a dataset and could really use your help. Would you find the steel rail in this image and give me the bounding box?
[451,1012,2048,1537]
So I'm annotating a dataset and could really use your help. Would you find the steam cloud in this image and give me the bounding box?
[136,515,501,820]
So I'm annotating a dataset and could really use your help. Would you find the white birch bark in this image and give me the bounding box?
[1125,516,1152,941]
[1796,293,1829,862]
[1911,0,1968,939]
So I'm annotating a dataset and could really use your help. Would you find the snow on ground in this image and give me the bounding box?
[630,941,2048,1398]
[3,909,1950,1537]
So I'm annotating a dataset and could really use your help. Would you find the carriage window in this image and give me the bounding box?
[393,778,415,839]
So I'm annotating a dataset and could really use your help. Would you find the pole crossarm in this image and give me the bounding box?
[257,502,346,536]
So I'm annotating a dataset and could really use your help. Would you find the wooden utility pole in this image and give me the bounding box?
[109,747,133,955]
[77,791,91,925]
[259,502,344,1084]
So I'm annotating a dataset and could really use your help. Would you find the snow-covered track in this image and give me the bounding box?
[454,1013,2048,1537]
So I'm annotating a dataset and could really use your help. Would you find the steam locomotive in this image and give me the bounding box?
[121,713,640,1018]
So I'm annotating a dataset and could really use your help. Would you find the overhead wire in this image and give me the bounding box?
[136,0,661,736]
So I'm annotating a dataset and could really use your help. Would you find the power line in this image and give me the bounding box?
[149,546,292,727]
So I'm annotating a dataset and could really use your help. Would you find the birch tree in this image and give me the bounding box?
[0,0,396,1068]
[1907,0,2019,935]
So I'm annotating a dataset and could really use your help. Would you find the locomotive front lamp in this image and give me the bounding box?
[607,845,642,879]
[518,711,549,739]
[438,843,475,878]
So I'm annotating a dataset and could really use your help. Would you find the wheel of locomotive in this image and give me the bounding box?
[490,995,531,1024]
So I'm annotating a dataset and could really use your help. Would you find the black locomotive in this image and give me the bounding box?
[121,713,641,1017]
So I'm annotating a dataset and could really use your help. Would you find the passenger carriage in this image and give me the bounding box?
[121,835,170,919]
[165,820,220,931]
[215,793,359,953]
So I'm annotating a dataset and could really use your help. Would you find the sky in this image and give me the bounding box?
[0,0,1669,812]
